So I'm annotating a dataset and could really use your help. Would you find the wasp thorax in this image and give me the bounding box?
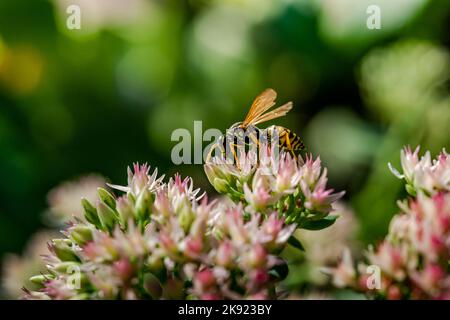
[225,125,261,147]
[214,125,274,164]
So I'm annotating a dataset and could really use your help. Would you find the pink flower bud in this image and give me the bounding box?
[216,241,234,267]
[194,269,216,290]
[252,269,269,285]
[153,191,171,218]
[387,285,402,300]
[82,241,97,260]
[263,214,283,238]
[425,264,444,286]
[160,233,177,254]
[247,244,267,269]
[113,259,134,281]
[185,237,203,259]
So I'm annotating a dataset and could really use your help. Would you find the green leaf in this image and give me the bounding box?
[269,259,289,280]
[288,235,305,251]
[301,215,339,230]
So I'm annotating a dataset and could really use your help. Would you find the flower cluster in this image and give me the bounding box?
[23,147,343,300]
[205,145,345,228]
[328,146,450,299]
[388,146,449,196]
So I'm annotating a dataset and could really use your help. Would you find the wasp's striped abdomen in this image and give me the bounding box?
[266,125,305,153]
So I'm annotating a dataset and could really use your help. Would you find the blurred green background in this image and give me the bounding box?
[0,0,449,294]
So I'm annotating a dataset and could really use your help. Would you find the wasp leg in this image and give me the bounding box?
[206,148,212,163]
[283,132,296,157]
[229,143,241,170]
[205,143,224,163]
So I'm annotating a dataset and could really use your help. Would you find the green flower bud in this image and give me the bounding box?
[53,261,81,273]
[178,209,195,233]
[176,196,195,232]
[135,188,152,222]
[146,255,164,274]
[285,215,294,224]
[405,184,417,197]
[29,274,53,285]
[52,239,80,262]
[70,225,93,245]
[81,198,102,229]
[117,196,135,227]
[98,187,116,210]
[204,162,249,196]
[61,239,73,245]
[211,178,229,194]
[97,200,118,232]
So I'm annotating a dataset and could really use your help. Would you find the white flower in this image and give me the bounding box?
[108,163,164,196]
[243,171,279,212]
[389,146,449,195]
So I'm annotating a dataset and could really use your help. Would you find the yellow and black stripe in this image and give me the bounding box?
[266,125,305,154]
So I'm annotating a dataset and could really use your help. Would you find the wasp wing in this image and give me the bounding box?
[251,102,293,126]
[243,88,277,126]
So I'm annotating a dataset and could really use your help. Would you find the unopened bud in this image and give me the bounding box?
[29,274,53,285]
[178,206,195,233]
[97,200,118,232]
[116,196,135,227]
[194,269,216,290]
[52,239,80,262]
[146,255,164,273]
[98,187,116,210]
[135,188,152,221]
[70,225,93,245]
[216,241,233,267]
[113,259,134,281]
[53,262,80,273]
[184,237,203,259]
[81,198,102,229]
[247,244,267,268]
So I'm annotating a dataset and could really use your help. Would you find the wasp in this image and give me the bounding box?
[207,88,305,163]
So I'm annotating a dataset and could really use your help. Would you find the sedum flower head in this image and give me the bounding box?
[205,145,344,227]
[389,146,449,196]
[328,146,450,300]
[23,147,343,300]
